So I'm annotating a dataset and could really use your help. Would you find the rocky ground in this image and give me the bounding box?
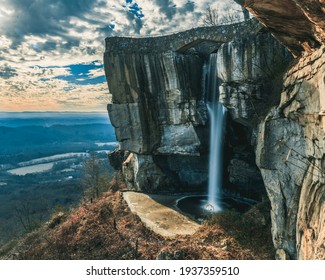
[0,175,274,260]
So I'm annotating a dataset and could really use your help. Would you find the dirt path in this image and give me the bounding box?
[123,192,200,238]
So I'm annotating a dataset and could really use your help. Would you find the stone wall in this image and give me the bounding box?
[105,19,262,53]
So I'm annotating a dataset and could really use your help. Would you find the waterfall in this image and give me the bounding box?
[204,53,227,212]
[207,102,226,212]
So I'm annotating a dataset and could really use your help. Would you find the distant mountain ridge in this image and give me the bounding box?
[0,112,111,127]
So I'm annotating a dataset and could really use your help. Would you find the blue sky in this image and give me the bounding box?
[0,0,241,112]
[40,61,106,86]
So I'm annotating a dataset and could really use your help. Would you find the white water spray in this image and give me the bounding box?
[203,53,227,212]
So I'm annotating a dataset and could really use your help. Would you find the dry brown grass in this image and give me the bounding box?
[1,178,274,260]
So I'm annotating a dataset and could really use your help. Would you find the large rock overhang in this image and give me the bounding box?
[236,0,325,56]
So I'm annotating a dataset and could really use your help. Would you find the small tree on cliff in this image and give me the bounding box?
[82,153,110,200]
[202,7,220,26]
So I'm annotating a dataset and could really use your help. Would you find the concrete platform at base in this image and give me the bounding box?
[123,191,201,238]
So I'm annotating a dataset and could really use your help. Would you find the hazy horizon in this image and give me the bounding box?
[0,111,111,127]
[0,111,108,114]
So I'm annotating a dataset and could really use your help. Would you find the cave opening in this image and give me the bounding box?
[225,119,266,201]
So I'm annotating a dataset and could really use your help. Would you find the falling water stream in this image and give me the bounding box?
[204,53,227,212]
[207,102,226,212]
[176,54,255,217]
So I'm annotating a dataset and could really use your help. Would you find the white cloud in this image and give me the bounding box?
[0,0,242,111]
[88,68,104,79]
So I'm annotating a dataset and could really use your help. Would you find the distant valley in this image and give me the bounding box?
[0,112,117,246]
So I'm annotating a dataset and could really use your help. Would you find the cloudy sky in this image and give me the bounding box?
[0,0,241,112]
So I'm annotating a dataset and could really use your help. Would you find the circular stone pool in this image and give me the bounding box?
[176,195,255,220]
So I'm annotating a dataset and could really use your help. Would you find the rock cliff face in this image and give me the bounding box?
[215,31,291,199]
[104,22,288,197]
[104,2,324,259]
[255,46,325,260]
[238,0,325,260]
[105,48,207,192]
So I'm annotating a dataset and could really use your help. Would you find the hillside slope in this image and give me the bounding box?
[0,176,273,260]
